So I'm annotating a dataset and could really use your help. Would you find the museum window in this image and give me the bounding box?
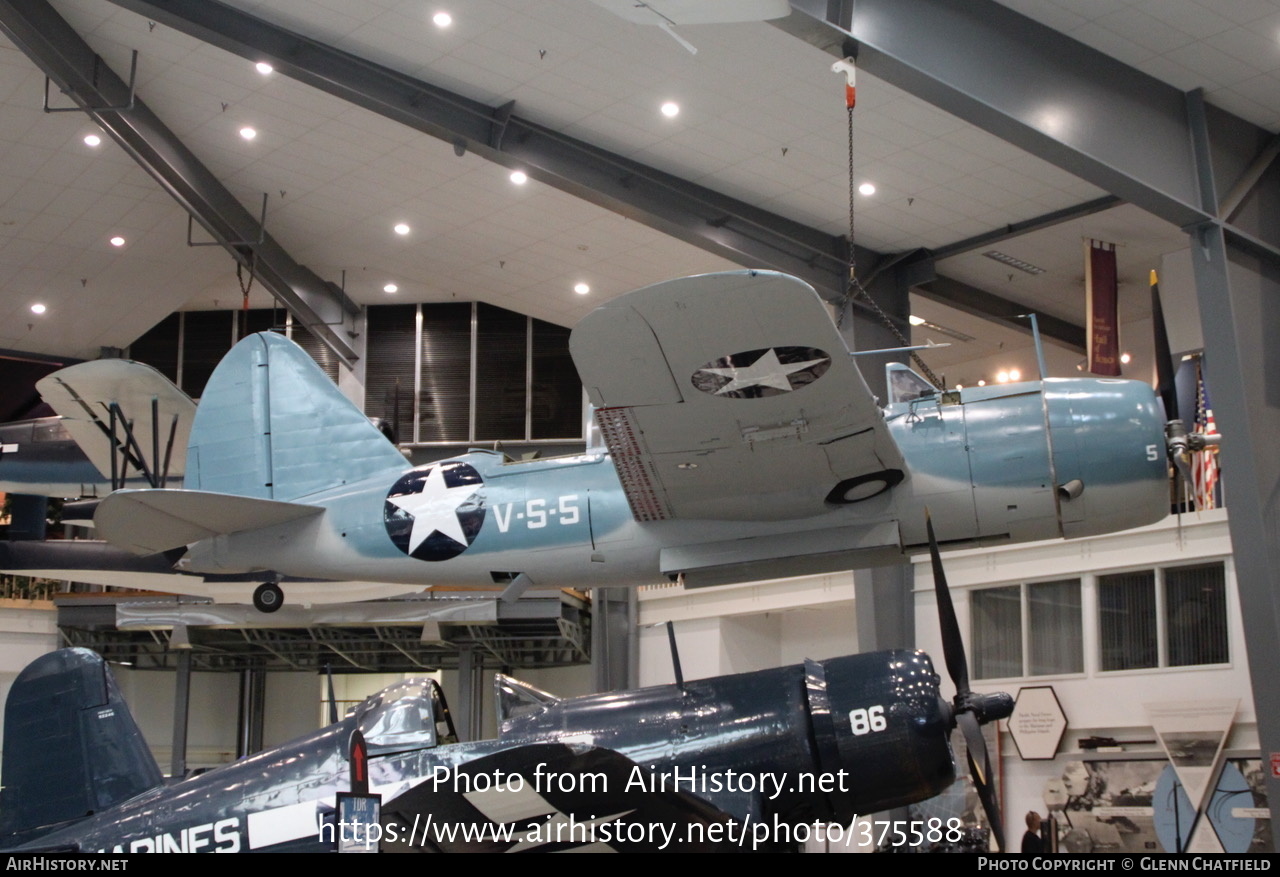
[1098,562,1228,671]
[972,579,1083,679]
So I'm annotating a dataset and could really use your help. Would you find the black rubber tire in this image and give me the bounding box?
[253,582,284,613]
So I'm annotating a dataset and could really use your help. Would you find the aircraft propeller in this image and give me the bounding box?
[927,511,1014,852]
[1151,276,1220,509]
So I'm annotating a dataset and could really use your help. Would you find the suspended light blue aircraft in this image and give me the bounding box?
[68,270,1181,612]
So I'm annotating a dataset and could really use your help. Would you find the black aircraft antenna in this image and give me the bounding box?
[326,662,339,725]
[665,620,684,689]
[927,510,1014,852]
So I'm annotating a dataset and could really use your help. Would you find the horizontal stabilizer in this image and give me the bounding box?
[37,359,195,487]
[96,488,322,554]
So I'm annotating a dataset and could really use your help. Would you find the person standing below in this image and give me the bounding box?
[1021,811,1045,854]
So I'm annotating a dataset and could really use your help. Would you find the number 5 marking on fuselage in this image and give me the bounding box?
[493,495,581,533]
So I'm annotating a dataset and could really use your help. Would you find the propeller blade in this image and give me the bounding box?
[1151,272,1179,423]
[927,511,969,696]
[960,710,1005,852]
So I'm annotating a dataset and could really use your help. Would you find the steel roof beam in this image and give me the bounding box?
[913,274,1085,353]
[103,0,1067,340]
[0,0,360,367]
[777,0,1280,267]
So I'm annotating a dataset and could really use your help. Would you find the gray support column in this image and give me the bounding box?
[854,565,913,652]
[5,495,47,541]
[840,265,915,650]
[455,647,484,743]
[236,665,265,757]
[0,0,361,367]
[590,587,637,692]
[1187,221,1280,845]
[169,649,192,778]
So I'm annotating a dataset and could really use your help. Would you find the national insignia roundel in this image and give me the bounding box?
[384,462,485,561]
[690,346,832,399]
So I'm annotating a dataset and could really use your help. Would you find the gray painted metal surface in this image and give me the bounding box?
[0,646,967,852]
[1188,223,1280,845]
[0,0,360,367]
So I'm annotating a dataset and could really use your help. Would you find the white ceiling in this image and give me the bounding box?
[0,0,1273,390]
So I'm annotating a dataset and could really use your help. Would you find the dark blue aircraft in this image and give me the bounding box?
[0,520,1011,854]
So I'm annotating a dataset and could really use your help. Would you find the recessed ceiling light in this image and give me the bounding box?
[393,223,411,236]
[510,170,528,185]
[574,283,590,295]
[997,370,1010,383]
[660,101,679,118]
[109,235,125,247]
[977,380,986,387]
[384,283,398,293]
[1120,352,1132,364]
[433,11,452,27]
[908,314,925,326]
[239,126,257,140]
[858,182,876,196]
[30,303,46,315]
[83,133,101,147]
[1009,368,1021,381]
[255,62,273,75]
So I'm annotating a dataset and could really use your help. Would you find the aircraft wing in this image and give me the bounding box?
[570,271,906,521]
[36,360,195,487]
[380,743,747,852]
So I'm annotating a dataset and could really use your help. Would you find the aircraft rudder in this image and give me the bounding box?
[187,332,407,502]
[0,648,163,847]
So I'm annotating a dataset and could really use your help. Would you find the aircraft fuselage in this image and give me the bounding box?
[178,376,1168,592]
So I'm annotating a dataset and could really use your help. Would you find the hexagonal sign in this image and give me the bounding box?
[1008,686,1067,760]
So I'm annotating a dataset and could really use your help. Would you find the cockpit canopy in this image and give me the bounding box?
[352,679,456,754]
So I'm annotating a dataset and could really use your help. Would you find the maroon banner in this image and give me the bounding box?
[1086,240,1120,376]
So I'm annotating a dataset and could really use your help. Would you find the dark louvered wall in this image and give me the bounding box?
[531,319,579,439]
[365,304,417,438]
[126,303,581,442]
[475,303,528,441]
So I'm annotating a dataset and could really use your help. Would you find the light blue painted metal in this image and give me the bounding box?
[186,332,405,501]
[99,298,1168,598]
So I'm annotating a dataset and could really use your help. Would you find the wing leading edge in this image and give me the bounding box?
[570,271,906,521]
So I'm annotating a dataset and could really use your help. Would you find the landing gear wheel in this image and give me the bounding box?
[253,582,284,613]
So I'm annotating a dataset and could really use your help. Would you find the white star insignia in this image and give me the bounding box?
[696,348,828,395]
[387,466,475,553]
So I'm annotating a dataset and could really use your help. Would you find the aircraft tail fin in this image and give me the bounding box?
[187,332,407,502]
[0,649,163,847]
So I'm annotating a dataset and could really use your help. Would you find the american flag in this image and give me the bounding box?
[1192,358,1219,510]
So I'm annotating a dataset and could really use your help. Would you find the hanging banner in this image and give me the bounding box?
[1192,357,1220,509]
[1085,240,1121,376]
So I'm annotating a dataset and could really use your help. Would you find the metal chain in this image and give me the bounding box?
[843,105,944,390]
